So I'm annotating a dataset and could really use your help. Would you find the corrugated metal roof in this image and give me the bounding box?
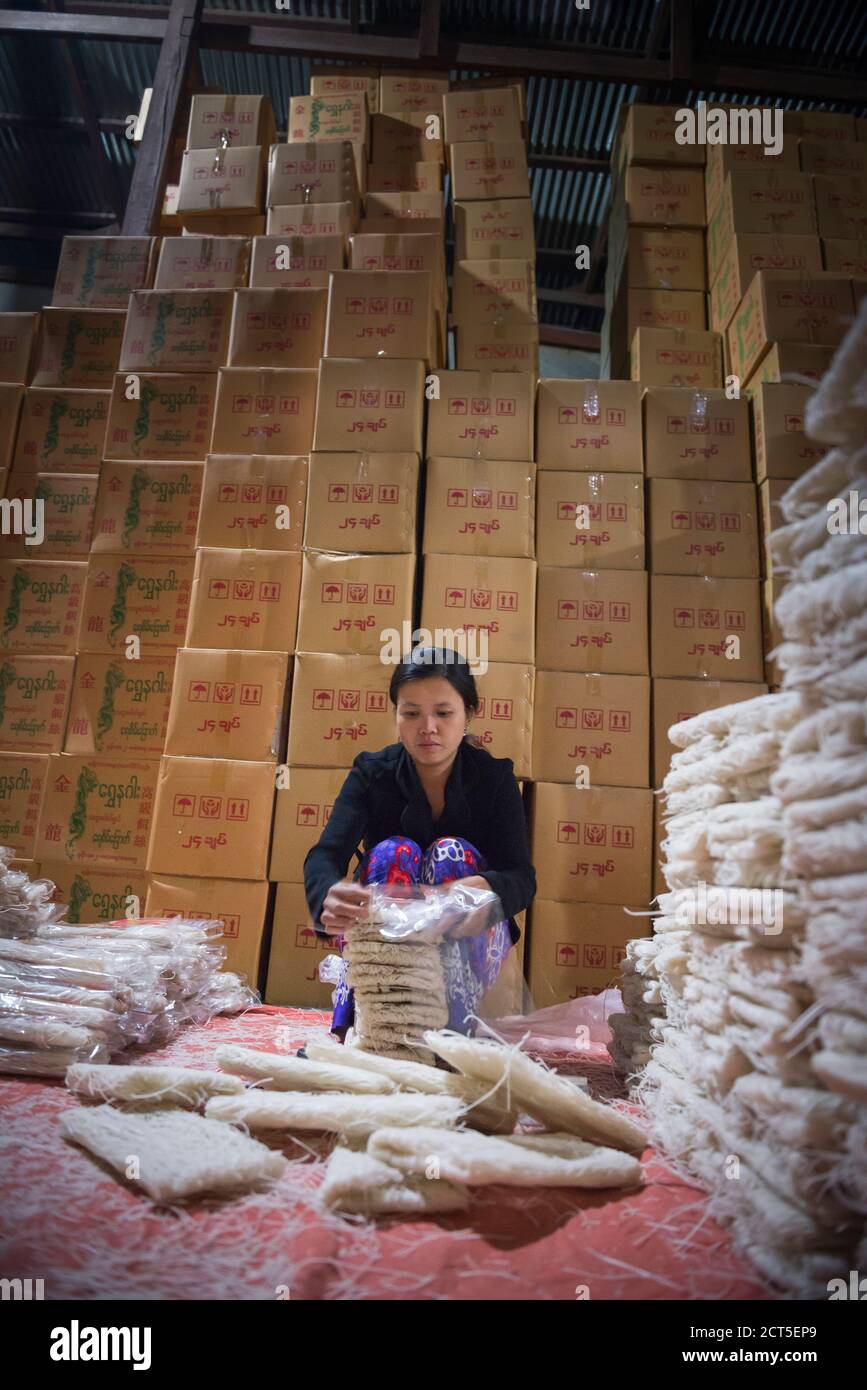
[2,0,866,331]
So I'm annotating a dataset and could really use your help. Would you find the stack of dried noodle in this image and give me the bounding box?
[0,856,257,1077]
[342,917,448,1063]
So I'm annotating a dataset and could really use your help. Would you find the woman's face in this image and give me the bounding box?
[395,676,470,770]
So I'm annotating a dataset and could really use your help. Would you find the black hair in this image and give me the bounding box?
[388,647,479,715]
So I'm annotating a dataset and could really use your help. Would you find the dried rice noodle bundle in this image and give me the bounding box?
[65,1062,245,1107]
[319,1145,470,1216]
[205,1089,464,1139]
[0,1041,110,1075]
[216,1043,396,1095]
[368,1125,642,1189]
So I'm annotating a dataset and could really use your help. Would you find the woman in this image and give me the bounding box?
[303,647,536,1039]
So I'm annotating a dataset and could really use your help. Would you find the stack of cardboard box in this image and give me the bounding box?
[444,83,538,375]
[604,104,722,385]
[176,94,275,237]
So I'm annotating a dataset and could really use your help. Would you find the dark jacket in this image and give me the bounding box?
[303,739,536,946]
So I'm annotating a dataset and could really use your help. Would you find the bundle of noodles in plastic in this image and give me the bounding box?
[0,856,257,1077]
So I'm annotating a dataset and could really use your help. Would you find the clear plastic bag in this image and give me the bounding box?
[365,882,506,943]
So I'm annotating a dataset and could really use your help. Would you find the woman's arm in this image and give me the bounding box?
[303,758,370,937]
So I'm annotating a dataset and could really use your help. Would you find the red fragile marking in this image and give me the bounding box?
[720,513,741,532]
[674,608,694,627]
[583,943,606,968]
[584,822,606,846]
[321,583,344,602]
[784,414,804,432]
[373,584,394,604]
[470,396,491,416]
[445,587,466,606]
[612,824,634,848]
[470,588,491,609]
[607,503,627,522]
[233,580,255,600]
[557,501,576,520]
[472,489,492,508]
[226,798,249,821]
[606,408,625,425]
[498,491,517,509]
[583,601,603,621]
[557,821,579,843]
[200,796,222,819]
[313,688,334,708]
[296,803,320,826]
[338,688,360,710]
[672,510,691,529]
[559,406,577,423]
[495,398,516,417]
[360,389,381,408]
[241,484,262,503]
[366,691,387,711]
[695,512,716,531]
[296,923,318,948]
[582,708,603,730]
[188,680,210,701]
[259,582,281,601]
[172,794,195,817]
[715,418,735,435]
[239,684,262,705]
[609,710,630,732]
[352,484,373,503]
[556,942,578,965]
[213,683,235,703]
[725,610,746,629]
[557,600,577,618]
[347,583,369,603]
[337,390,357,407]
[490,698,512,720]
[699,609,720,629]
[448,489,467,506]
[218,484,238,502]
[497,590,517,611]
[448,396,468,415]
[378,484,398,503]
[556,707,577,726]
[328,484,348,501]
[383,391,404,408]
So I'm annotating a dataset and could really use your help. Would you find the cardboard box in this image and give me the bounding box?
[379,73,448,116]
[52,237,155,309]
[349,231,444,293]
[758,477,788,578]
[0,654,73,755]
[211,367,317,455]
[265,881,335,1008]
[650,574,764,680]
[528,900,649,1004]
[420,554,535,665]
[532,671,649,788]
[154,236,251,290]
[364,190,444,223]
[453,198,536,260]
[728,270,854,385]
[452,259,537,325]
[811,176,867,240]
[743,341,836,390]
[287,653,396,766]
[227,288,327,369]
[449,141,530,202]
[31,310,124,392]
[617,103,705,168]
[443,87,522,145]
[147,755,276,879]
[751,382,827,482]
[177,146,265,218]
[304,452,417,553]
[0,385,23,470]
[652,676,768,785]
[146,873,272,986]
[799,138,867,178]
[648,478,759,577]
[707,172,817,284]
[324,269,435,365]
[704,141,801,220]
[180,214,265,238]
[784,109,856,144]
[610,288,707,355]
[535,380,642,473]
[266,141,359,208]
[630,328,723,389]
[65,654,175,758]
[530,783,653,907]
[612,228,706,292]
[470,662,533,779]
[266,202,355,240]
[249,234,344,290]
[366,162,442,194]
[359,215,443,237]
[455,319,540,375]
[643,388,751,481]
[536,471,644,570]
[186,548,302,653]
[79,554,194,657]
[0,472,97,559]
[186,94,275,151]
[197,454,307,552]
[426,369,534,462]
[0,559,85,655]
[91,462,202,556]
[104,373,217,462]
[709,233,823,334]
[287,92,369,147]
[612,168,705,236]
[313,357,425,454]
[118,291,233,374]
[13,388,108,472]
[371,112,444,165]
[821,238,867,275]
[269,765,350,881]
[36,754,158,869]
[298,551,414,657]
[423,457,534,558]
[165,647,288,761]
[0,752,48,858]
[0,312,38,384]
[535,567,648,676]
[47,862,150,923]
[450,76,526,121]
[311,66,380,114]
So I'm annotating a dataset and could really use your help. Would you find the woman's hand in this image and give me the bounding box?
[319,879,373,935]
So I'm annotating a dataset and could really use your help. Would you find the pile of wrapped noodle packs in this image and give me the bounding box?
[610,297,867,1296]
[0,848,256,1077]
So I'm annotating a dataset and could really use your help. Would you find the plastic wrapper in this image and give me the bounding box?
[364,882,506,944]
[0,1041,110,1077]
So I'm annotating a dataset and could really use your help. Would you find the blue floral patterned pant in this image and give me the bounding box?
[330,835,511,1038]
